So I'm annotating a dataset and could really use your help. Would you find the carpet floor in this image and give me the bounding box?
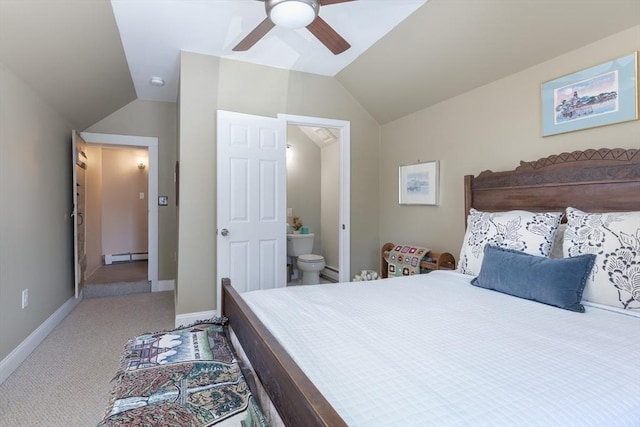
[0,291,175,426]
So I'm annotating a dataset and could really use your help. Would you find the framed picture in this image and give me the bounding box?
[541,52,638,136]
[399,160,439,205]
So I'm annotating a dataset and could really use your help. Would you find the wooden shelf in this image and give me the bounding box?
[380,242,456,279]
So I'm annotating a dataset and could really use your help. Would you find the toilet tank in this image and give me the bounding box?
[287,233,315,256]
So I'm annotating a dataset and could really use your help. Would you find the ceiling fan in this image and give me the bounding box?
[233,0,356,55]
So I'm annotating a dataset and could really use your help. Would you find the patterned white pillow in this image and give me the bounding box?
[564,207,640,310]
[458,209,563,276]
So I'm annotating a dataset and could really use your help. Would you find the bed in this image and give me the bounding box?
[222,148,640,426]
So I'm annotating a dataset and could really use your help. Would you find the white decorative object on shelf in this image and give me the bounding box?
[353,270,378,282]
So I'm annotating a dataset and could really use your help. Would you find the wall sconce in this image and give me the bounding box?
[286,144,293,162]
[137,157,147,170]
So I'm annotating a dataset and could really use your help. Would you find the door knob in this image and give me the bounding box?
[221,228,229,236]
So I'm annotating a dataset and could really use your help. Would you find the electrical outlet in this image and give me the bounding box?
[21,289,28,309]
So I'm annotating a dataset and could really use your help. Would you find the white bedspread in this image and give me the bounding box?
[241,271,640,427]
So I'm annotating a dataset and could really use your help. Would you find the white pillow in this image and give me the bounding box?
[458,209,563,276]
[564,207,640,310]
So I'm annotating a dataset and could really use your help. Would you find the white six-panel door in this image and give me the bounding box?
[216,110,287,302]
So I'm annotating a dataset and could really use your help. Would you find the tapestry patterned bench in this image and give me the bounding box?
[98,319,268,426]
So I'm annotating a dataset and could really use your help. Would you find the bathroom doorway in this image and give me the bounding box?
[281,114,350,284]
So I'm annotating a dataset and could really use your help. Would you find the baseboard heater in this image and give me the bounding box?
[104,252,148,265]
[321,265,339,283]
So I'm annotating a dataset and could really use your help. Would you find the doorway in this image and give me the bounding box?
[216,112,350,305]
[286,124,341,283]
[280,114,350,283]
[82,145,150,297]
[80,132,159,290]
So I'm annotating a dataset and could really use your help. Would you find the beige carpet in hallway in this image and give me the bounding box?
[83,261,151,298]
[85,261,148,285]
[0,291,175,426]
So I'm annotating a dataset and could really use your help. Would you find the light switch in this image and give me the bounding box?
[287,208,292,217]
[139,192,145,200]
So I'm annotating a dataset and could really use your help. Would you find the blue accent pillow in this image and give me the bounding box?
[471,245,596,312]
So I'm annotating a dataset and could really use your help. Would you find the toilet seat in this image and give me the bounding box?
[298,254,325,263]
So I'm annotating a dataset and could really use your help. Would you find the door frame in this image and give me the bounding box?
[279,114,351,282]
[80,132,160,289]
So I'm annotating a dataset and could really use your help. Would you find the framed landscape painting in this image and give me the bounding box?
[541,52,638,136]
[399,160,439,205]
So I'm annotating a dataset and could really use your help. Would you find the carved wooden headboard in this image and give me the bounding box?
[463,148,640,224]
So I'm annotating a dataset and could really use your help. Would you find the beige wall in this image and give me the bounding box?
[285,127,341,270]
[379,26,640,261]
[100,147,149,257]
[321,141,340,270]
[176,52,220,315]
[177,53,381,315]
[286,126,321,255]
[85,145,103,278]
[281,70,382,282]
[0,62,73,361]
[85,99,178,281]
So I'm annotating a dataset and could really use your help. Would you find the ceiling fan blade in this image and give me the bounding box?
[306,16,350,55]
[233,17,275,51]
[320,0,357,5]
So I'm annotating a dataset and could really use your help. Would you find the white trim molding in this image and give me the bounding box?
[80,132,160,290]
[278,114,351,282]
[154,280,175,292]
[0,294,82,385]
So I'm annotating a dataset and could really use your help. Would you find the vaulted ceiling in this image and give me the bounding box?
[1,0,638,130]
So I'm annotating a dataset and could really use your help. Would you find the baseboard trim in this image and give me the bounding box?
[0,293,81,385]
[321,266,339,282]
[154,280,175,292]
[175,310,217,329]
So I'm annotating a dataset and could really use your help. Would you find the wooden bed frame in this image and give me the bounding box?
[223,148,639,427]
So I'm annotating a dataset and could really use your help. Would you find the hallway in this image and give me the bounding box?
[83,261,149,297]
[85,260,147,284]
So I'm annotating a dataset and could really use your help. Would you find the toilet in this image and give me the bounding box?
[287,233,326,285]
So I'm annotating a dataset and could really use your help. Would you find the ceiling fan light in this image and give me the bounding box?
[267,0,318,29]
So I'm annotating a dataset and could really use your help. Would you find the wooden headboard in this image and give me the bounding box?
[464,148,640,224]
